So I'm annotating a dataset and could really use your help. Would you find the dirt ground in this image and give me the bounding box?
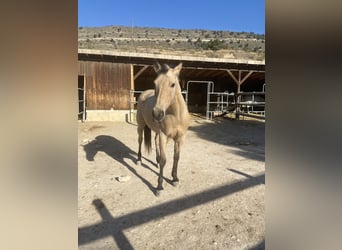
[78,115,265,250]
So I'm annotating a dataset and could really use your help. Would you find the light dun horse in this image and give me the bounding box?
[137,62,190,195]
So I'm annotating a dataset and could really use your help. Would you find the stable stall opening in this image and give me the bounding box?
[240,78,265,92]
[186,81,211,116]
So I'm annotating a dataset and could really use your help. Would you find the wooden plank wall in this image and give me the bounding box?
[78,61,131,110]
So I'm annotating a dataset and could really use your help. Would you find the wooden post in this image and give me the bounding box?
[236,71,242,120]
[130,64,134,90]
[226,70,254,120]
[130,64,134,122]
[83,76,86,122]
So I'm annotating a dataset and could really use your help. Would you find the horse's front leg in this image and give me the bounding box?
[155,133,160,167]
[156,133,167,195]
[171,137,183,186]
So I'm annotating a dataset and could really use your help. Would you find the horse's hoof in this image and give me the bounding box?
[171,181,179,187]
[155,188,163,196]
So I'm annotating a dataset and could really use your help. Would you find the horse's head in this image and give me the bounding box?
[152,62,182,122]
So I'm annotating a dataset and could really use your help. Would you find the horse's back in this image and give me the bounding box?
[138,89,155,103]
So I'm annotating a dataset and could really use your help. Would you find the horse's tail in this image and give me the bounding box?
[144,125,152,154]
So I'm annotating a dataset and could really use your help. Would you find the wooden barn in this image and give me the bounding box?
[78,49,265,121]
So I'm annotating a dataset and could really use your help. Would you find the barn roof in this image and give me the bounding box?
[78,49,265,82]
[79,49,264,70]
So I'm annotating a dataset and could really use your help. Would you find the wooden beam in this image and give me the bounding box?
[226,69,255,86]
[226,70,239,85]
[240,71,254,85]
[134,65,148,80]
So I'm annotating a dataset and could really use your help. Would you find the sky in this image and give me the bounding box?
[78,0,265,34]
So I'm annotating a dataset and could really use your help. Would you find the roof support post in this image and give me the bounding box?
[130,64,134,108]
[236,71,241,119]
[226,69,254,89]
[226,69,254,120]
[130,64,134,90]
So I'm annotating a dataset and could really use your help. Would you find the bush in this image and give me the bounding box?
[203,39,227,51]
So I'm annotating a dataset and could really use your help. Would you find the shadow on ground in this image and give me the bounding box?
[189,117,265,162]
[82,135,173,195]
[79,173,265,249]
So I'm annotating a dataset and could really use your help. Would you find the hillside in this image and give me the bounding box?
[78,25,265,61]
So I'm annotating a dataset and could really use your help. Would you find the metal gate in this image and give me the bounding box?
[235,88,265,120]
[186,80,235,120]
[130,81,265,121]
[186,80,265,120]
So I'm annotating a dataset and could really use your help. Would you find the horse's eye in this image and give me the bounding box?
[170,83,176,88]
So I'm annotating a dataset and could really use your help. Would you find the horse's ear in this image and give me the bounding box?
[173,63,182,76]
[153,62,162,73]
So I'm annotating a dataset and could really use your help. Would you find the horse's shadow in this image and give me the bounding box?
[82,135,172,195]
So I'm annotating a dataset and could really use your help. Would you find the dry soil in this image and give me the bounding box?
[78,115,265,249]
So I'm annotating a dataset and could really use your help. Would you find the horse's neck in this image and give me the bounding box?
[169,90,188,120]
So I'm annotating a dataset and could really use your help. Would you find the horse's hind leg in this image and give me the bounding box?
[137,124,144,165]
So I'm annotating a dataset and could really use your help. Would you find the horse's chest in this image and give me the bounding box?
[161,121,186,139]
[169,127,182,138]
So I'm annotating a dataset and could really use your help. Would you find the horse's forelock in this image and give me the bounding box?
[159,64,170,74]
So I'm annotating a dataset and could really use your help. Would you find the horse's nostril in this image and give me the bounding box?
[152,108,165,121]
[159,110,165,120]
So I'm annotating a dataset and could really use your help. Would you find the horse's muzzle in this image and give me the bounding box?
[152,107,165,122]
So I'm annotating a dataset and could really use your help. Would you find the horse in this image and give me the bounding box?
[136,62,190,196]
